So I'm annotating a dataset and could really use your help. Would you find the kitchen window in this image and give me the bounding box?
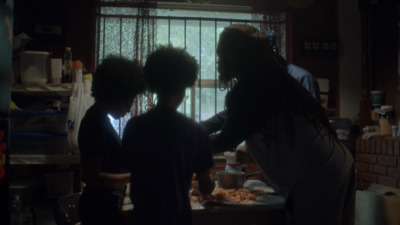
[96,2,287,135]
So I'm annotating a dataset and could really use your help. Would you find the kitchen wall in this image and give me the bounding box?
[338,0,362,119]
[13,0,96,72]
[14,0,398,121]
[14,0,345,116]
[369,1,399,121]
[356,137,400,189]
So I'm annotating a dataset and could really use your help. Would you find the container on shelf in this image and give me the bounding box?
[371,90,384,107]
[72,60,82,83]
[50,58,63,85]
[10,110,68,134]
[391,125,398,137]
[63,47,73,83]
[20,51,50,87]
[378,105,394,137]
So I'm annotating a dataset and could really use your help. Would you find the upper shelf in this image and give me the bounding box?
[10,154,80,165]
[12,83,73,96]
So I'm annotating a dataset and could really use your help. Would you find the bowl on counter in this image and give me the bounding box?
[216,171,263,189]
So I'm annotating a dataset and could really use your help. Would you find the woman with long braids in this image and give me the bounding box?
[207,24,355,225]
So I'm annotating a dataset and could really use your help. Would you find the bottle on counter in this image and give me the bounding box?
[224,151,244,172]
[370,106,381,133]
[378,105,394,137]
[72,60,83,83]
[63,47,73,83]
[50,58,63,85]
[391,125,398,137]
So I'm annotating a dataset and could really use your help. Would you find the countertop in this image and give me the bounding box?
[123,180,286,225]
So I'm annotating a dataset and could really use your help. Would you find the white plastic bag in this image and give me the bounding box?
[67,78,94,154]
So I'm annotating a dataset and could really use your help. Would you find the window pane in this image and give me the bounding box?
[156,19,169,46]
[200,20,217,80]
[169,19,185,47]
[101,6,139,16]
[98,6,285,133]
[195,87,228,122]
[103,17,122,57]
[185,20,200,67]
[121,18,136,60]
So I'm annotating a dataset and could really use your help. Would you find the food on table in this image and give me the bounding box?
[190,187,257,203]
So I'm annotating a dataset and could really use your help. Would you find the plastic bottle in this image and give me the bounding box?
[224,151,244,172]
[10,195,23,225]
[63,47,73,83]
[391,125,398,137]
[72,60,83,83]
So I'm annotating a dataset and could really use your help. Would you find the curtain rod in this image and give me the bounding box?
[99,1,252,13]
[97,14,286,24]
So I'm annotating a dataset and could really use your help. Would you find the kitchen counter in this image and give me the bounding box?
[192,180,285,225]
[123,180,286,225]
[193,204,285,225]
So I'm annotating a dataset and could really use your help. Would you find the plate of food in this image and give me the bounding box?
[191,187,268,207]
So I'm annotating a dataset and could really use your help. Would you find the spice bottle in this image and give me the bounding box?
[63,47,73,83]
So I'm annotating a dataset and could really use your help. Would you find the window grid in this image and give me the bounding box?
[97,9,285,130]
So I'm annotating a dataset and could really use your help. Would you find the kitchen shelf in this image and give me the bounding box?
[10,154,80,165]
[12,83,73,96]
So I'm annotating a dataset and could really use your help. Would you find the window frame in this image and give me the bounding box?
[96,3,287,133]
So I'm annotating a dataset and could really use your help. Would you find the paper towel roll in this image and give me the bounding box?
[51,58,62,84]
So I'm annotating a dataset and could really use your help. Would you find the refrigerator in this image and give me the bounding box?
[0,0,13,224]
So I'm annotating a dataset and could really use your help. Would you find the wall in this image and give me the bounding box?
[15,0,400,123]
[290,0,340,115]
[337,0,362,119]
[15,1,400,125]
[369,2,399,121]
[14,0,96,72]
[356,0,399,129]
[14,0,343,114]
[356,137,400,189]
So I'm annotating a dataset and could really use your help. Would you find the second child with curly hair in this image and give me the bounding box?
[78,55,145,225]
[121,45,215,225]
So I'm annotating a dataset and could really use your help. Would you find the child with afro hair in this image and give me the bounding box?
[122,45,215,225]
